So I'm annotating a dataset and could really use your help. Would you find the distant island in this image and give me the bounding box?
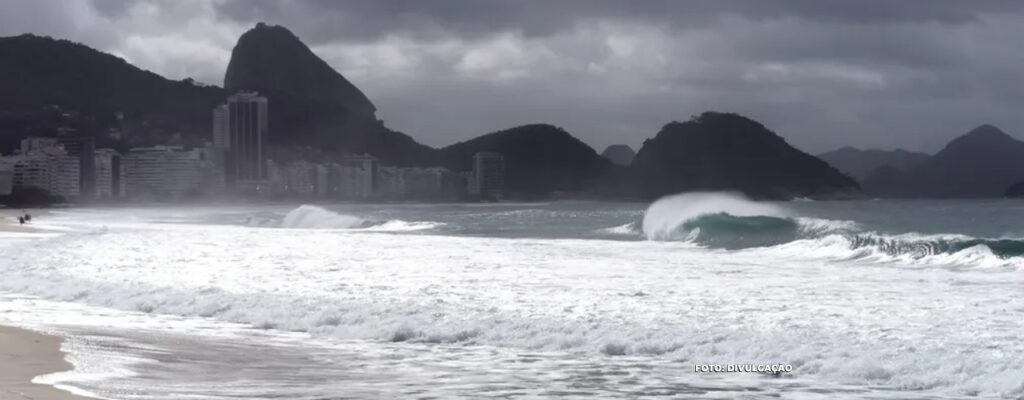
[601,145,635,166]
[820,124,1024,198]
[2,22,1022,205]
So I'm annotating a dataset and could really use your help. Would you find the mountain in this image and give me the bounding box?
[817,147,930,181]
[0,33,224,151]
[864,124,1024,198]
[440,124,617,197]
[1005,181,1024,198]
[223,23,434,166]
[630,112,861,200]
[601,144,635,166]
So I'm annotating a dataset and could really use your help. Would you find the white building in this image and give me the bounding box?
[1,138,82,199]
[375,166,406,198]
[19,137,61,154]
[93,149,121,199]
[0,161,13,195]
[281,161,317,196]
[471,152,505,200]
[8,155,53,191]
[122,146,202,198]
[194,146,227,196]
[51,155,81,198]
[372,166,455,200]
[334,155,376,199]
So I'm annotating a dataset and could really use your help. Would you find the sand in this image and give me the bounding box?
[0,326,91,400]
[0,210,47,234]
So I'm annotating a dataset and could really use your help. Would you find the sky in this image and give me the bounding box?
[1,0,1023,154]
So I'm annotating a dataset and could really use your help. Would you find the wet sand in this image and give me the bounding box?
[0,326,90,400]
[0,210,46,233]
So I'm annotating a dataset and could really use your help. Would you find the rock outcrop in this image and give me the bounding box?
[630,112,861,200]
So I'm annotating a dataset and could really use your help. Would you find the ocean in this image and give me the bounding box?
[1,193,1022,399]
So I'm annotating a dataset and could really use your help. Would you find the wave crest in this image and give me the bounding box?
[281,205,367,229]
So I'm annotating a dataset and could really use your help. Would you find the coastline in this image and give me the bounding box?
[0,326,91,400]
[0,209,48,234]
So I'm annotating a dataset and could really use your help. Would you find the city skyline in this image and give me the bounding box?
[1,0,1023,154]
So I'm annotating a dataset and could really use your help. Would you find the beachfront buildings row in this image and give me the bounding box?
[0,138,212,200]
[0,138,503,201]
[0,91,504,201]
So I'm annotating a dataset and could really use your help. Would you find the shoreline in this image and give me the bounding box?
[0,209,50,234]
[0,326,91,400]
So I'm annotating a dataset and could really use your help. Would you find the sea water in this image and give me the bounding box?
[0,193,1022,399]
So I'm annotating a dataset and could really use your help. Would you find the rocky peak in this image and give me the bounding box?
[224,23,376,116]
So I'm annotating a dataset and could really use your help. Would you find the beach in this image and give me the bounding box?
[0,326,88,400]
[0,201,1021,398]
[0,210,45,233]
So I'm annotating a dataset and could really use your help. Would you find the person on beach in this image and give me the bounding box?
[18,216,24,225]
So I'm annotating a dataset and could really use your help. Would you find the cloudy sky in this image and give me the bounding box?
[2,0,1023,154]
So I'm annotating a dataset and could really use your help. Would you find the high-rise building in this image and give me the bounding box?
[225,92,269,187]
[194,146,227,195]
[212,104,229,149]
[0,161,13,195]
[336,155,377,199]
[123,146,202,198]
[51,156,81,198]
[471,152,504,200]
[19,137,60,154]
[5,138,81,199]
[94,149,121,199]
[281,161,317,196]
[55,135,96,198]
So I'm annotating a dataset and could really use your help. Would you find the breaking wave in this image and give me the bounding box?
[596,222,641,236]
[281,205,368,229]
[769,233,1024,268]
[638,192,851,249]
[279,205,443,232]
[639,192,1024,267]
[642,192,788,241]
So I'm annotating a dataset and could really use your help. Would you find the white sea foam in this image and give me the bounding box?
[363,220,445,232]
[596,222,640,236]
[280,205,366,229]
[795,217,859,235]
[750,232,1024,269]
[0,205,1022,398]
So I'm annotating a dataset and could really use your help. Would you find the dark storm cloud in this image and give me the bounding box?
[1,0,1023,153]
[213,0,1024,43]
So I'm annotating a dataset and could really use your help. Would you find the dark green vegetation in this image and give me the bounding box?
[439,124,617,197]
[630,112,861,200]
[0,34,223,153]
[0,186,64,207]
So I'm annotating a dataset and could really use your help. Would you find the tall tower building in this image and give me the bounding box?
[55,135,96,198]
[225,92,269,186]
[471,152,504,201]
[212,104,229,149]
